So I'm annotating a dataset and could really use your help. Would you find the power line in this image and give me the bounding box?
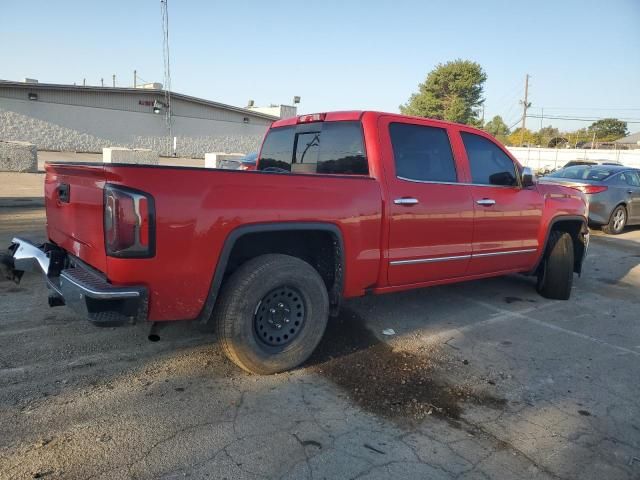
[526,114,640,123]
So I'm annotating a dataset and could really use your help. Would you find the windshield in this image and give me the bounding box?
[548,166,615,181]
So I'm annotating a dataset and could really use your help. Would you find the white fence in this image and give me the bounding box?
[506,147,640,171]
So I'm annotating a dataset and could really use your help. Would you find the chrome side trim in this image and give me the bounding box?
[396,176,521,189]
[472,248,537,258]
[390,254,471,266]
[390,248,537,266]
[11,237,50,274]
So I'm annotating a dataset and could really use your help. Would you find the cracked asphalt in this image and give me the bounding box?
[1,206,639,480]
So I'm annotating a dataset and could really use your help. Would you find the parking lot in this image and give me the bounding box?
[0,206,639,480]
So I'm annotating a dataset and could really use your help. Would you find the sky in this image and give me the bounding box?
[2,0,639,133]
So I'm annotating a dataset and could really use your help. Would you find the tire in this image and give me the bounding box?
[601,205,627,235]
[213,254,329,374]
[536,231,574,300]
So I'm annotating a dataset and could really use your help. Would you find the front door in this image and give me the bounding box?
[620,170,640,222]
[458,131,544,275]
[380,117,474,286]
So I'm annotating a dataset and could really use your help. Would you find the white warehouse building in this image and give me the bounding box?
[0,80,287,158]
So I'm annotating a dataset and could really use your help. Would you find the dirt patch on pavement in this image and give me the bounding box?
[308,309,506,424]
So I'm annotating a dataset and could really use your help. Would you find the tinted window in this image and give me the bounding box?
[626,171,640,187]
[389,123,457,182]
[258,121,368,175]
[258,126,295,170]
[461,132,518,186]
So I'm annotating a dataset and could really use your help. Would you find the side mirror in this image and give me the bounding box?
[521,167,536,187]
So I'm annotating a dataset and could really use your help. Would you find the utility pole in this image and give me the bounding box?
[519,74,530,146]
[101,78,104,87]
[82,78,86,86]
[134,70,137,88]
[112,74,116,87]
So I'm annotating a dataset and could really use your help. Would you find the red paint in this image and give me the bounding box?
[44,111,587,323]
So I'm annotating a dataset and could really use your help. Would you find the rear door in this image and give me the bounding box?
[380,116,474,286]
[458,131,543,275]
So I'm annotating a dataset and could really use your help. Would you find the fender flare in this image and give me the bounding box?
[196,222,345,323]
[530,215,588,275]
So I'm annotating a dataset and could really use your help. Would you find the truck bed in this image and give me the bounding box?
[44,163,383,321]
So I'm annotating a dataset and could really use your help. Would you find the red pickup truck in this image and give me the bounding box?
[3,111,589,374]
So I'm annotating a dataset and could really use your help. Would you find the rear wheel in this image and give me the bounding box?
[602,205,627,235]
[213,254,329,374]
[536,231,574,300]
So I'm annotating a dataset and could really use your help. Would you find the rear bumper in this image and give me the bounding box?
[3,237,148,326]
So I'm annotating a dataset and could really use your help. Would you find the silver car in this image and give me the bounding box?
[541,165,640,234]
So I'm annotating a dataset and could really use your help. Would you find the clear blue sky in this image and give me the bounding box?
[2,0,639,132]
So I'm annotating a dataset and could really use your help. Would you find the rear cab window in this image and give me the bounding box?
[258,121,368,175]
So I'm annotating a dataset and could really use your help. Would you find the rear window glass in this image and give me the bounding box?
[548,166,614,181]
[258,121,368,175]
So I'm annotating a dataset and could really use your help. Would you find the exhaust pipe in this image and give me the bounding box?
[148,322,164,342]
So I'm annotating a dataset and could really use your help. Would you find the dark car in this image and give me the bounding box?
[540,165,640,234]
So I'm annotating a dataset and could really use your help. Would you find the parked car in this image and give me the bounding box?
[563,159,622,168]
[217,152,258,170]
[540,165,640,234]
[238,152,257,171]
[2,111,589,374]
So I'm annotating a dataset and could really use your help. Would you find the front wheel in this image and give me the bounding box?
[602,205,627,235]
[213,254,329,374]
[536,231,574,300]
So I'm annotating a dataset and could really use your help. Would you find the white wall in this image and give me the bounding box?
[0,97,271,157]
[507,147,640,170]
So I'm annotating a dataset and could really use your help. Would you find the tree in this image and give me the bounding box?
[483,115,510,137]
[506,128,537,146]
[587,118,628,141]
[400,59,487,125]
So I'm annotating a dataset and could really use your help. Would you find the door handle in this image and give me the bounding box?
[57,183,70,203]
[476,198,496,206]
[628,190,634,194]
[394,197,419,206]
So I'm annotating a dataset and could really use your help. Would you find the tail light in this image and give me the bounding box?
[104,185,155,258]
[572,185,608,194]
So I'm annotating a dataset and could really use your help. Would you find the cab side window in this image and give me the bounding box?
[389,123,458,183]
[461,132,518,187]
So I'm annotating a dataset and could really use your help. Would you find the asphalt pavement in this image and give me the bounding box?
[0,207,639,480]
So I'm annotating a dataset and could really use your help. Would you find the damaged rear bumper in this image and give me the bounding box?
[2,237,147,326]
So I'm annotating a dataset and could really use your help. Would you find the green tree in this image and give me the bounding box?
[483,115,510,136]
[506,128,537,146]
[400,59,487,125]
[587,118,628,141]
[536,125,560,146]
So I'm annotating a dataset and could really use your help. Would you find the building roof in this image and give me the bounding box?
[614,131,640,144]
[0,80,279,121]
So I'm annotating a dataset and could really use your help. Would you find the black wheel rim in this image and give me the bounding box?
[254,286,306,347]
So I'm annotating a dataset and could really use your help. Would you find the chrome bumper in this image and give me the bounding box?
[3,237,148,326]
